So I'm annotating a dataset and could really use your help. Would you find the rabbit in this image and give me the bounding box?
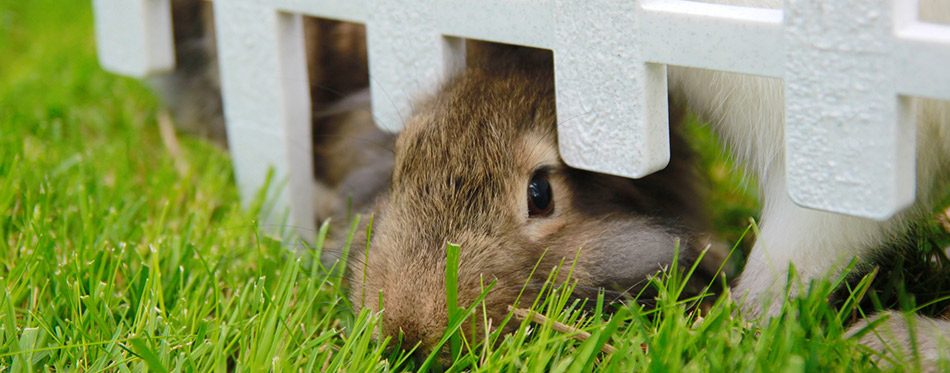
[153,7,708,356]
[156,8,710,357]
[344,44,709,359]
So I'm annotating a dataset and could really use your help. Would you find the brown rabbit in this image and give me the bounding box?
[343,44,706,358]
[151,0,950,367]
[155,1,707,361]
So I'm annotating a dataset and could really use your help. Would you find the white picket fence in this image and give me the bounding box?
[92,0,950,239]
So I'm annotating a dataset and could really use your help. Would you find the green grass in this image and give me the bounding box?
[3,0,950,371]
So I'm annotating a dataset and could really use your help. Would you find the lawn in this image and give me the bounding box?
[2,0,950,371]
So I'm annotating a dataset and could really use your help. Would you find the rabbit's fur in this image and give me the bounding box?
[345,48,706,357]
[155,0,950,365]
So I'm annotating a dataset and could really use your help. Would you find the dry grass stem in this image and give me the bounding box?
[157,110,189,176]
[508,306,618,354]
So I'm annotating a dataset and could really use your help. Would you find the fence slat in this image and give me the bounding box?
[92,0,174,77]
[784,0,915,219]
[367,0,466,133]
[213,1,315,239]
[554,0,672,178]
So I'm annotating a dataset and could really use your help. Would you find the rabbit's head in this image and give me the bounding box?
[346,56,704,359]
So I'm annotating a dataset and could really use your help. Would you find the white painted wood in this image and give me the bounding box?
[92,0,175,77]
[273,0,368,22]
[212,2,315,240]
[438,0,554,49]
[783,0,912,219]
[554,0,671,178]
[92,0,950,224]
[781,0,950,218]
[368,0,466,133]
[640,0,784,77]
[894,1,950,101]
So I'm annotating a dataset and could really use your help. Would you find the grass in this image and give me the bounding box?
[2,0,950,371]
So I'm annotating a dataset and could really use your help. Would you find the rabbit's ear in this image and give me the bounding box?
[557,216,693,291]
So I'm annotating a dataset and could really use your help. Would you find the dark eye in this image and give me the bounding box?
[527,172,554,217]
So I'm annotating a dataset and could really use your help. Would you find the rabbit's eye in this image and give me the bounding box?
[527,173,554,217]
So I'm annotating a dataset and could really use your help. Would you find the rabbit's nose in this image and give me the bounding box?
[389,323,427,351]
[410,344,452,368]
[379,316,455,365]
[379,297,448,355]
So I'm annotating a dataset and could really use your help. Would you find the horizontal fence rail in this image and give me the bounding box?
[92,0,950,236]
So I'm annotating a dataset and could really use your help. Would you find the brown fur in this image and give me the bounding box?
[345,49,705,358]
